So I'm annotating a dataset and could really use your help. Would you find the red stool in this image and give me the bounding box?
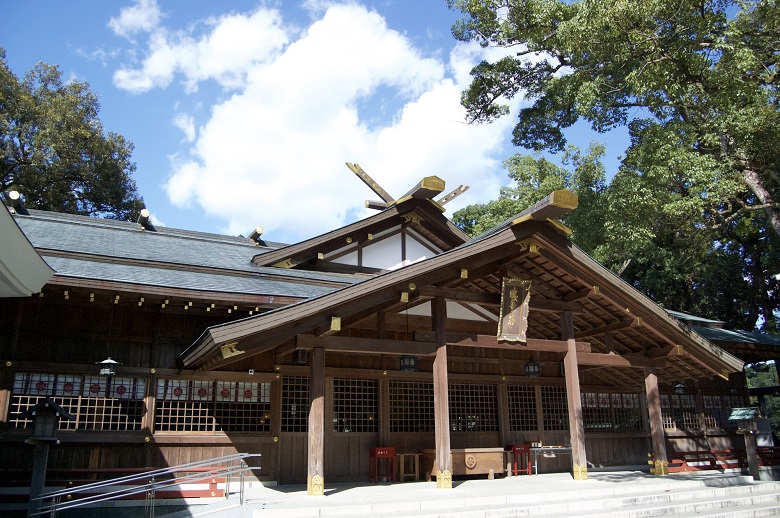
[369,447,396,483]
[511,444,532,476]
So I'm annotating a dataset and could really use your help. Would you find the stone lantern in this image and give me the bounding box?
[13,398,75,517]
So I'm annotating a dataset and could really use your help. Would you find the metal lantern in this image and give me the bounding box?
[399,356,417,372]
[674,383,686,395]
[524,359,541,378]
[97,357,120,376]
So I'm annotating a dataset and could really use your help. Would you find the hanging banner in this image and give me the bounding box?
[497,278,531,342]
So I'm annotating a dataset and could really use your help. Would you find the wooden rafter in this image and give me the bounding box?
[575,317,644,339]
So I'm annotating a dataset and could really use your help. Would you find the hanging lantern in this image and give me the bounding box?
[674,383,686,395]
[524,359,541,378]
[399,356,417,372]
[96,357,120,376]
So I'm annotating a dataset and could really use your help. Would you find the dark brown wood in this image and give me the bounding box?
[365,200,389,210]
[563,286,598,302]
[296,334,437,356]
[414,331,592,353]
[644,367,668,475]
[432,296,452,488]
[604,331,615,354]
[575,318,643,339]
[307,348,325,495]
[418,286,499,304]
[562,310,588,480]
[417,286,582,314]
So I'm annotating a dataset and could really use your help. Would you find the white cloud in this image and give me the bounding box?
[109,0,162,40]
[173,113,196,142]
[115,3,520,243]
[113,8,288,93]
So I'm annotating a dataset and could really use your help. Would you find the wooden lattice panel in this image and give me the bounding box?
[540,385,569,431]
[581,392,643,432]
[389,380,434,432]
[281,375,309,433]
[332,378,378,433]
[449,383,498,432]
[507,385,537,432]
[9,372,145,432]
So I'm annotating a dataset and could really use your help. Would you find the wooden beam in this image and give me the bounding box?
[575,317,643,339]
[418,286,499,305]
[296,334,437,356]
[346,162,394,203]
[511,189,578,225]
[365,200,389,210]
[414,331,591,353]
[417,286,583,314]
[397,176,446,203]
[563,286,599,302]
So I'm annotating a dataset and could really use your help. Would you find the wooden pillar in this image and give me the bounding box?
[644,367,668,475]
[0,369,12,431]
[497,381,510,448]
[307,347,325,495]
[379,376,390,446]
[142,373,157,467]
[561,311,587,480]
[432,297,452,489]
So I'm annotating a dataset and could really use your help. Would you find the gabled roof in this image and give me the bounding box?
[252,197,469,270]
[181,190,743,386]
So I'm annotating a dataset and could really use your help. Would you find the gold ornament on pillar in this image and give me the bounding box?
[654,459,669,476]
[307,474,324,496]
[573,464,589,480]
[436,469,453,489]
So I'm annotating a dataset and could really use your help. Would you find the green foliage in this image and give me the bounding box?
[450,0,780,333]
[0,49,143,220]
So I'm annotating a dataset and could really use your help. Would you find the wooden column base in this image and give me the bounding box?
[307,474,324,496]
[572,464,589,480]
[436,469,453,489]
[651,459,669,476]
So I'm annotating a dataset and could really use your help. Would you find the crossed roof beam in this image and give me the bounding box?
[345,162,469,210]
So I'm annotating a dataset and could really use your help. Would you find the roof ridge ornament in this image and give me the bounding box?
[346,162,468,211]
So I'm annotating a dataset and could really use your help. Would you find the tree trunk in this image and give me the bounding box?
[742,168,780,239]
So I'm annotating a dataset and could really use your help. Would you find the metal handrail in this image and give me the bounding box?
[31,452,261,517]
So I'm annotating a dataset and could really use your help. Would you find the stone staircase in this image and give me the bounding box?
[151,473,780,518]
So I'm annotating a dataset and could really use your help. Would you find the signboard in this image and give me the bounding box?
[497,278,531,343]
[728,407,759,421]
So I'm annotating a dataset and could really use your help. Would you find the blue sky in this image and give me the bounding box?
[2,0,626,243]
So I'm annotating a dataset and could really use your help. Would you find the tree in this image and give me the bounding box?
[0,49,143,220]
[449,0,780,332]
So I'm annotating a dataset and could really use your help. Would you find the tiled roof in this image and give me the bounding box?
[692,326,780,347]
[43,256,336,298]
[13,210,364,294]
